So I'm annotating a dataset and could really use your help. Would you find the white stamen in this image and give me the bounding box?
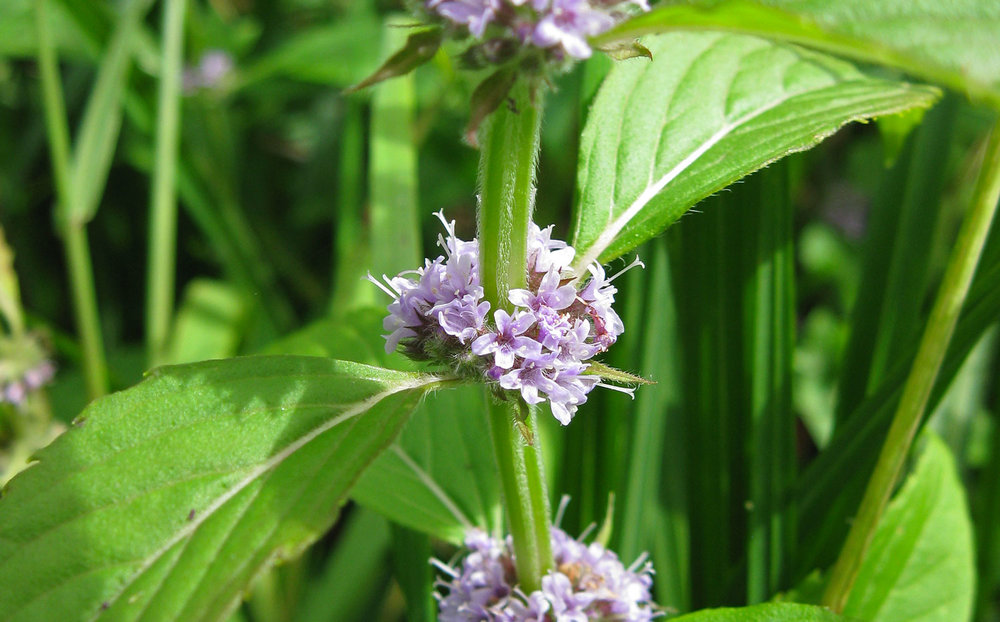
[554,494,572,527]
[597,382,636,399]
[366,272,398,299]
[430,558,458,578]
[381,274,403,294]
[577,522,597,542]
[628,551,650,573]
[607,255,645,283]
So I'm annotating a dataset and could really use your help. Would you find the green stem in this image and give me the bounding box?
[478,80,542,310]
[822,121,1000,612]
[34,0,108,399]
[486,398,553,593]
[477,80,552,591]
[146,0,187,366]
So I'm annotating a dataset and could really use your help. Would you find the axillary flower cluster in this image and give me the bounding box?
[423,0,649,61]
[369,212,641,424]
[434,525,657,621]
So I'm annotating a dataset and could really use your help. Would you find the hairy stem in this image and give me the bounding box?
[478,80,542,310]
[822,121,1000,611]
[477,80,552,591]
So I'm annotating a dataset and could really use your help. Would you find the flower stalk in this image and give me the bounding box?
[477,79,554,591]
[822,121,1000,611]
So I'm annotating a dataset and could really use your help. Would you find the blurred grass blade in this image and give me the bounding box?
[369,15,422,279]
[145,0,187,366]
[391,525,436,622]
[743,161,795,603]
[596,0,1000,108]
[667,162,797,607]
[234,18,382,90]
[68,0,154,226]
[331,100,375,312]
[617,237,690,611]
[33,0,108,399]
[670,189,744,608]
[835,97,957,425]
[295,508,392,622]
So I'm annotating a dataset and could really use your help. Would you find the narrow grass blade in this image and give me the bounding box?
[68,0,154,226]
[617,237,690,611]
[742,161,795,603]
[369,14,421,278]
[295,508,392,622]
[145,0,187,366]
[835,97,958,425]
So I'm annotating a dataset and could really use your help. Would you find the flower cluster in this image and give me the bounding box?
[369,212,640,424]
[424,0,649,61]
[0,334,55,407]
[434,526,656,621]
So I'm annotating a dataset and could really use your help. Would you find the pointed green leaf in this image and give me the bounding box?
[465,67,517,147]
[671,602,843,621]
[570,32,939,266]
[595,0,1000,109]
[0,356,445,621]
[346,27,441,93]
[843,433,975,622]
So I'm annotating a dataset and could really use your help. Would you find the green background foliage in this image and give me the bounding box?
[0,0,998,620]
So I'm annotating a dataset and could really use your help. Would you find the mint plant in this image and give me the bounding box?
[0,1,998,621]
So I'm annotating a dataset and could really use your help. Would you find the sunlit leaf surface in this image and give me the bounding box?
[571,32,938,265]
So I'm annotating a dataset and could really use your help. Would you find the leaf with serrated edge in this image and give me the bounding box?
[571,32,939,267]
[0,356,446,622]
[595,0,1000,109]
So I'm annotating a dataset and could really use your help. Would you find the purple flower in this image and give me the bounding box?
[423,0,647,62]
[371,211,641,425]
[428,0,499,37]
[435,526,658,621]
[436,295,492,344]
[471,309,541,369]
[509,269,576,312]
[532,0,615,59]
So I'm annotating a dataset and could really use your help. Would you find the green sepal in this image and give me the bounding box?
[584,360,655,385]
[596,39,652,61]
[347,27,442,93]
